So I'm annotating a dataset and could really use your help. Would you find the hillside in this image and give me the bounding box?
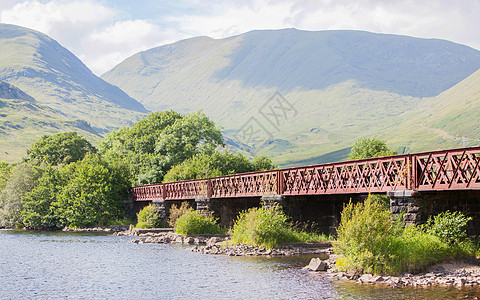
[0,80,100,162]
[0,23,147,134]
[378,68,480,153]
[102,29,480,166]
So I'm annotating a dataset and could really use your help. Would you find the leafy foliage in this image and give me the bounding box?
[168,202,191,227]
[27,132,96,166]
[99,111,224,185]
[334,195,473,275]
[21,167,64,230]
[174,209,225,235]
[231,207,301,249]
[0,162,12,192]
[54,154,130,228]
[424,210,472,245]
[348,137,397,160]
[136,204,164,229]
[163,150,277,182]
[0,163,43,227]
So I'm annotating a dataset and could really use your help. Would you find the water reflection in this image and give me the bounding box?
[1,230,480,299]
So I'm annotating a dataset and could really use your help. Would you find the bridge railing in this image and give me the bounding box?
[414,147,480,191]
[210,170,278,198]
[281,154,411,195]
[130,146,480,201]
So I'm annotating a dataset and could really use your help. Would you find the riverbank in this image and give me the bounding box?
[122,230,333,256]
[62,225,130,232]
[316,258,480,288]
[124,229,480,288]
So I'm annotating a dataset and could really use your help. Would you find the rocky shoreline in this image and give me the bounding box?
[122,230,332,256]
[120,229,480,288]
[62,225,131,232]
[306,256,480,288]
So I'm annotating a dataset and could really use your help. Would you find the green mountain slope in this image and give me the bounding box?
[0,23,147,134]
[102,29,480,166]
[0,80,100,162]
[378,68,480,153]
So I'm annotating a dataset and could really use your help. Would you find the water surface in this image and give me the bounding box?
[1,230,480,299]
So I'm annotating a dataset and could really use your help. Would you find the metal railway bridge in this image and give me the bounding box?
[132,146,480,201]
[130,146,480,232]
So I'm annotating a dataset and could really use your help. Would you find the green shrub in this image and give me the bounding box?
[334,195,473,275]
[231,206,300,249]
[174,209,225,235]
[424,210,472,245]
[168,202,191,227]
[136,204,164,229]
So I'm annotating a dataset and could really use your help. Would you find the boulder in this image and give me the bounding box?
[304,258,327,272]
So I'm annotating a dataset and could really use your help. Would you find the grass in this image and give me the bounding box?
[0,97,101,163]
[230,206,331,249]
[334,195,475,275]
[174,209,226,235]
[136,204,164,229]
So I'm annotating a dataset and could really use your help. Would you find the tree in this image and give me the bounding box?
[54,154,130,228]
[0,163,43,227]
[27,132,96,166]
[0,162,12,192]
[21,167,64,230]
[99,111,224,185]
[348,137,397,160]
[163,150,277,182]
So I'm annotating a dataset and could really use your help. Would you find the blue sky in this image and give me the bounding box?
[1,0,479,75]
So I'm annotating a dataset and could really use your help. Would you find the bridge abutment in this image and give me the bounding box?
[195,197,212,216]
[387,190,422,226]
[261,195,285,210]
[153,200,168,221]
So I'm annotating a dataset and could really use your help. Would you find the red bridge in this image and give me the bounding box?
[132,146,480,201]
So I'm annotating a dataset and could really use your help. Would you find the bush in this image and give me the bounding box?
[55,154,130,228]
[136,204,164,229]
[168,202,191,227]
[174,209,225,235]
[423,210,472,245]
[231,206,302,249]
[349,137,396,160]
[334,195,474,275]
[0,163,43,228]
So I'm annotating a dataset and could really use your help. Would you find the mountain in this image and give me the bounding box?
[378,67,480,152]
[102,29,480,166]
[0,80,100,162]
[0,23,147,134]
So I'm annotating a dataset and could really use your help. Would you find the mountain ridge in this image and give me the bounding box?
[102,28,480,165]
[0,23,147,134]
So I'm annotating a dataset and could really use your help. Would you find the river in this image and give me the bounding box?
[1,230,480,299]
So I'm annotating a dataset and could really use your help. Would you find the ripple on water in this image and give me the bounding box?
[1,230,480,299]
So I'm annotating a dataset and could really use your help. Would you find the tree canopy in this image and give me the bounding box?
[163,150,277,182]
[27,132,96,165]
[348,137,397,160]
[0,110,278,229]
[99,111,225,185]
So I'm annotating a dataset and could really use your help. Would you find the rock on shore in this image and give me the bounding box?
[192,241,333,256]
[62,225,130,232]
[124,230,333,256]
[304,256,480,288]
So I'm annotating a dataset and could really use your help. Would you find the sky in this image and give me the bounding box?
[1,0,479,75]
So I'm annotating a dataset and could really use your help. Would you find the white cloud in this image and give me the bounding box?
[1,0,479,76]
[84,20,188,73]
[170,0,480,50]
[0,0,187,74]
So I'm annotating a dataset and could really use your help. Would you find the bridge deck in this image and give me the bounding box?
[131,146,480,201]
